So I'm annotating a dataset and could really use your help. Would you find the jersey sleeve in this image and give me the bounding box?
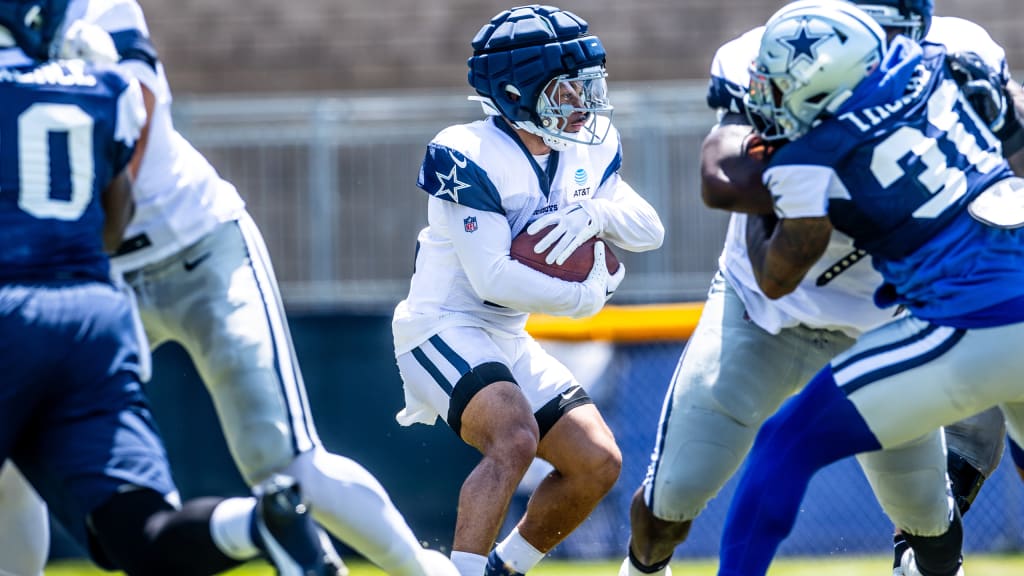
[589,174,664,253]
[91,0,161,90]
[417,142,504,214]
[706,26,764,115]
[438,200,596,316]
[763,163,848,219]
[926,17,1008,80]
[112,76,146,173]
[597,123,623,188]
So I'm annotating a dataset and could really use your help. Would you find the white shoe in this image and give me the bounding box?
[618,557,672,576]
[899,549,964,576]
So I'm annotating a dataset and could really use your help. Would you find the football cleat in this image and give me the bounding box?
[899,549,965,576]
[254,474,344,576]
[484,550,523,576]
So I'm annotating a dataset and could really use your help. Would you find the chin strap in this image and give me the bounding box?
[514,120,573,151]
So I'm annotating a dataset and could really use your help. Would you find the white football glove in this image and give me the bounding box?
[60,21,119,65]
[573,241,625,319]
[527,201,602,266]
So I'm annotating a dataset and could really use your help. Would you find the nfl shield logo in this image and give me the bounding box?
[464,216,478,233]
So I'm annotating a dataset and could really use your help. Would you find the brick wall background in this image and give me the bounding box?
[140,0,1024,95]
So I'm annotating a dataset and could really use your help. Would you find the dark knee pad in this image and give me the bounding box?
[87,487,174,573]
[903,506,963,576]
[89,488,237,575]
[947,450,985,516]
[447,362,516,438]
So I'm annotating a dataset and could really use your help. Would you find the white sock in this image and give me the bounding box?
[494,528,545,574]
[451,551,488,576]
[209,497,260,560]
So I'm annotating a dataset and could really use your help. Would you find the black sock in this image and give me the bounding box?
[903,508,964,576]
[628,546,672,574]
[150,497,246,575]
[893,533,911,570]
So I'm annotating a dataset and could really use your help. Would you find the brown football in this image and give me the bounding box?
[510,225,621,282]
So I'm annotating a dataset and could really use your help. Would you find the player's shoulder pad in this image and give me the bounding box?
[417,123,504,214]
[88,0,159,72]
[707,25,764,114]
[768,119,858,170]
[87,58,132,93]
[588,117,623,187]
[925,16,1006,75]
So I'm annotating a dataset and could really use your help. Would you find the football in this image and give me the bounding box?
[510,225,621,282]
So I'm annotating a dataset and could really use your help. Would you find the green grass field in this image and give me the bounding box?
[43,555,1024,576]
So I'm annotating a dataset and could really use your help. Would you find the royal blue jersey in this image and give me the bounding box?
[0,57,143,282]
[764,39,1024,326]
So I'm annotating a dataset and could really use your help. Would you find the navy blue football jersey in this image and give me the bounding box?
[0,58,142,282]
[765,40,1024,325]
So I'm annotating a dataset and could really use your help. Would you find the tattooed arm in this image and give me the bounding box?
[746,214,831,299]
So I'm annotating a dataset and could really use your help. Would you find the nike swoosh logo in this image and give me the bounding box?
[449,149,468,169]
[725,82,747,99]
[183,251,212,272]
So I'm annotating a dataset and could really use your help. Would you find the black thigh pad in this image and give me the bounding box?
[534,385,594,439]
[447,362,516,438]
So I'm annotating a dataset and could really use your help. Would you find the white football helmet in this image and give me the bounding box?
[746,0,887,141]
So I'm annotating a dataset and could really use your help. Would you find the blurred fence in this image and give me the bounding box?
[172,81,727,311]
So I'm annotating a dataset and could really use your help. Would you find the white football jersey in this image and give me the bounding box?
[65,0,245,272]
[706,16,1009,337]
[393,115,663,355]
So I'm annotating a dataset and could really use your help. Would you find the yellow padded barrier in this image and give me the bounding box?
[525,302,704,342]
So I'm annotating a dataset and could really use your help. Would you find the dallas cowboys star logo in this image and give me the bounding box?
[435,164,470,203]
[779,20,832,64]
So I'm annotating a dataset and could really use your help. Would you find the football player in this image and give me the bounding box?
[0,0,337,574]
[0,1,459,575]
[717,2,1024,575]
[392,5,664,576]
[621,2,1023,576]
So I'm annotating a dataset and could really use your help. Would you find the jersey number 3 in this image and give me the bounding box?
[869,79,1002,219]
[16,103,95,221]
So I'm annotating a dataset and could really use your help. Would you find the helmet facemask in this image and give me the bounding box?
[746,66,801,142]
[513,65,614,151]
[854,4,927,41]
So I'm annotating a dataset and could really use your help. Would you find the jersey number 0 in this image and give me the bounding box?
[16,103,96,222]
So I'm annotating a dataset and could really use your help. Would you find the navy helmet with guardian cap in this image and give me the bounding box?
[852,0,934,41]
[467,5,613,150]
[0,0,69,60]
